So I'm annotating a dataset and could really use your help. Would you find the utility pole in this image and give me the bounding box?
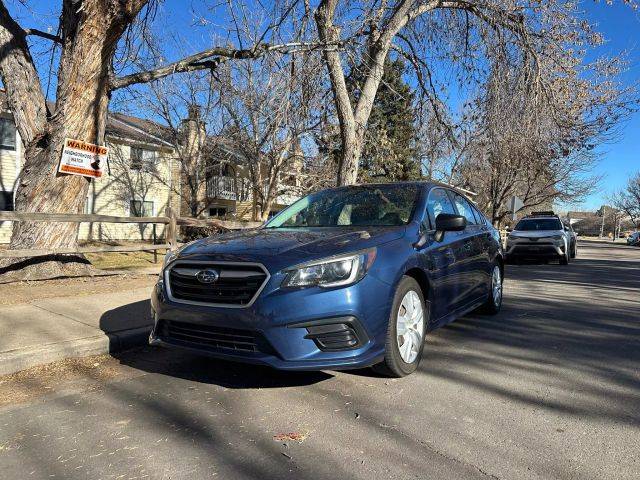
[600,206,606,239]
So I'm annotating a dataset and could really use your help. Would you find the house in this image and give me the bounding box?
[567,207,632,237]
[0,99,179,244]
[0,95,303,244]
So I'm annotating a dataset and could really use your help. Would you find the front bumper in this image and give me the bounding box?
[506,242,565,259]
[149,271,392,371]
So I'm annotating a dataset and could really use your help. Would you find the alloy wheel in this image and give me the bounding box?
[492,265,503,306]
[396,290,425,363]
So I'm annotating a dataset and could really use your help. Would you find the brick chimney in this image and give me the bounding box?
[179,104,207,216]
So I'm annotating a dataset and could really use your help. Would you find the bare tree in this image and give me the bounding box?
[610,172,640,228]
[218,51,324,221]
[119,70,233,219]
[452,48,633,225]
[313,0,635,186]
[0,0,323,279]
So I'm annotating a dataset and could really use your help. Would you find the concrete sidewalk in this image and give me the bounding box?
[0,287,153,375]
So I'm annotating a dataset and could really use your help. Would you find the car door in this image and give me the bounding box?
[421,188,469,320]
[470,203,496,297]
[448,191,487,305]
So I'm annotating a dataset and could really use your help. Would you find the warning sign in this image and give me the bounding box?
[58,138,108,178]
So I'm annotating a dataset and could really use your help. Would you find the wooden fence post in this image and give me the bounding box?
[152,224,158,263]
[166,206,177,251]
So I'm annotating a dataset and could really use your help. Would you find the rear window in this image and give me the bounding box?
[514,218,563,231]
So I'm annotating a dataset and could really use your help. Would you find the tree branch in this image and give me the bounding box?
[111,41,336,90]
[0,1,48,147]
[23,28,62,43]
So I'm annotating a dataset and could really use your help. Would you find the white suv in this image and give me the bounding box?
[506,212,573,265]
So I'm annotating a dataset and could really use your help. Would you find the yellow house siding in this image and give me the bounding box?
[78,142,172,242]
[0,116,21,244]
[1,131,175,244]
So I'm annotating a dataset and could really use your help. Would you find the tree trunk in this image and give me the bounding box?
[0,1,136,281]
[338,131,362,186]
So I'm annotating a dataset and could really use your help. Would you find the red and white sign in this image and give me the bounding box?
[58,138,108,178]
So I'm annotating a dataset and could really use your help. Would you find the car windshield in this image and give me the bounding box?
[514,218,563,231]
[265,184,419,228]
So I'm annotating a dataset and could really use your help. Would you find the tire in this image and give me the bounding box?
[560,251,569,265]
[570,241,577,259]
[478,263,503,315]
[373,276,428,378]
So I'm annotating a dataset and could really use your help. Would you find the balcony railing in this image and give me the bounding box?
[206,176,237,200]
[206,175,300,205]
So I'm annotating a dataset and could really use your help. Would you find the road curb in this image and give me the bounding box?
[0,326,152,376]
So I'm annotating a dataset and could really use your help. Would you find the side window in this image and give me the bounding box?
[130,199,153,217]
[0,117,16,150]
[451,193,478,226]
[426,188,457,228]
[471,204,489,226]
[0,190,14,211]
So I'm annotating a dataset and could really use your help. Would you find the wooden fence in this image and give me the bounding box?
[0,207,261,259]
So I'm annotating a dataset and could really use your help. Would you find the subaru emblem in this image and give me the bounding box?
[196,269,220,284]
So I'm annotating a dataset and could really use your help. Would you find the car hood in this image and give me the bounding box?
[176,226,407,270]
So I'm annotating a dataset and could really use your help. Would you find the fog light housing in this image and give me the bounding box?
[288,316,369,351]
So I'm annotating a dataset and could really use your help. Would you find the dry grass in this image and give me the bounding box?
[0,274,157,306]
[85,249,162,270]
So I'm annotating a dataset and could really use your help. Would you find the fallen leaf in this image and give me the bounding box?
[273,432,307,443]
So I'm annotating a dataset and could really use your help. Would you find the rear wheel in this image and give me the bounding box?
[570,241,577,259]
[373,276,427,378]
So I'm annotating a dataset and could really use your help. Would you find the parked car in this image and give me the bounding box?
[505,211,573,264]
[627,232,640,246]
[150,182,504,377]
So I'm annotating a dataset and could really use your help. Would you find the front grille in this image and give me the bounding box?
[161,320,262,352]
[167,262,268,306]
[512,244,557,254]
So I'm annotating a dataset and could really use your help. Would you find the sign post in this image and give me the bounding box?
[508,196,524,222]
[58,138,108,179]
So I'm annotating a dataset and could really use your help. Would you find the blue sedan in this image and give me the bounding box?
[150,182,504,377]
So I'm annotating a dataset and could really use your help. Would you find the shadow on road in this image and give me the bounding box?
[8,241,638,479]
[418,241,640,427]
[114,346,333,389]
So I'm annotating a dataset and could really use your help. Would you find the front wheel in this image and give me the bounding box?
[478,264,503,315]
[560,250,570,265]
[373,276,428,378]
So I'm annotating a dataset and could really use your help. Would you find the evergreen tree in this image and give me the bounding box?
[319,58,420,183]
[348,58,419,182]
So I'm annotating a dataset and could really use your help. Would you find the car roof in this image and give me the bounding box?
[520,213,561,220]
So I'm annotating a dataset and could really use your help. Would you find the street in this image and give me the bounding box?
[0,240,638,480]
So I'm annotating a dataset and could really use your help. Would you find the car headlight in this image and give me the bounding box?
[163,249,178,268]
[552,235,564,241]
[282,249,377,288]
[161,242,190,271]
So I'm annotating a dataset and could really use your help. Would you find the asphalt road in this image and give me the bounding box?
[1,240,638,480]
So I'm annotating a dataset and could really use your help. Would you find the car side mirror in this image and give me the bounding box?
[434,213,467,242]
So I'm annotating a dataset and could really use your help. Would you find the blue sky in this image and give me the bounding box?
[7,0,640,209]
[574,3,640,209]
